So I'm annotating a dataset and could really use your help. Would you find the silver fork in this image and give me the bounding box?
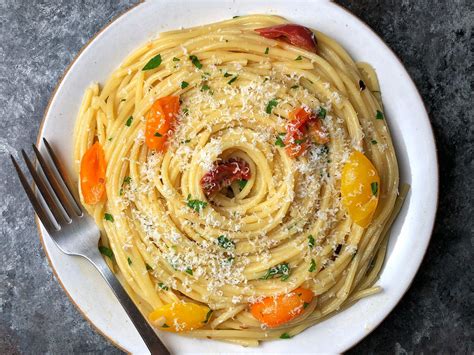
[11,138,170,355]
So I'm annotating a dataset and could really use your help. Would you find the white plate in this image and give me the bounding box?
[36,0,438,353]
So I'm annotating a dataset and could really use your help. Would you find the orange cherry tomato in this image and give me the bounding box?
[149,302,210,332]
[250,287,314,327]
[145,95,180,151]
[284,107,328,158]
[80,142,106,205]
[341,150,381,227]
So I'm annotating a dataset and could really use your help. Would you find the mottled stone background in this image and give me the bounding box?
[0,1,472,354]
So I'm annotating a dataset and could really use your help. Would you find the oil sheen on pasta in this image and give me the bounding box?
[73,15,405,346]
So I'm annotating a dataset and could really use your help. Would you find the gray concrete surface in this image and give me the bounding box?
[0,1,472,353]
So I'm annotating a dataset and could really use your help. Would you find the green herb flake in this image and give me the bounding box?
[154,132,163,137]
[238,179,247,190]
[376,110,384,120]
[158,282,169,291]
[371,139,378,145]
[303,302,309,309]
[182,108,189,115]
[184,139,191,143]
[294,138,306,145]
[104,213,114,222]
[227,76,238,85]
[275,135,285,148]
[145,263,153,271]
[127,257,132,266]
[295,55,303,61]
[99,246,114,259]
[232,15,240,18]
[223,72,232,77]
[308,235,315,249]
[181,81,189,89]
[142,54,162,71]
[172,57,180,62]
[280,333,292,339]
[201,84,210,92]
[261,263,290,281]
[203,309,213,323]
[290,85,299,89]
[185,267,193,276]
[186,194,208,212]
[161,323,170,328]
[266,99,278,114]
[308,259,316,272]
[125,116,133,127]
[318,107,327,119]
[265,47,269,54]
[189,55,202,69]
[371,182,379,196]
[108,137,113,141]
[123,176,132,184]
[217,235,235,249]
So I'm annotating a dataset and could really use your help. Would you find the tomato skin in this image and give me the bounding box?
[145,95,180,151]
[250,287,314,328]
[200,158,251,197]
[255,24,318,53]
[284,107,328,158]
[80,142,106,205]
[149,302,210,332]
[341,150,381,227]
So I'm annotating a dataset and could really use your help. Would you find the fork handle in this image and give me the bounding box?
[89,253,170,355]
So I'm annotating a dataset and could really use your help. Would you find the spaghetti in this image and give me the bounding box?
[73,15,406,346]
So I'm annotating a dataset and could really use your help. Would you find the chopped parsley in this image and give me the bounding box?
[203,309,213,323]
[123,176,132,184]
[266,99,278,114]
[154,132,162,137]
[181,81,189,89]
[294,138,306,145]
[189,55,202,69]
[223,72,232,77]
[308,235,315,249]
[232,15,240,18]
[182,108,189,115]
[185,267,193,275]
[359,79,366,91]
[275,133,286,147]
[108,137,113,141]
[217,235,235,249]
[376,110,384,120]
[371,181,379,196]
[295,55,303,61]
[238,179,248,190]
[172,57,180,62]
[161,323,170,328]
[308,259,316,272]
[158,282,169,291]
[303,302,309,309]
[227,76,238,85]
[183,139,191,143]
[127,257,132,265]
[280,333,292,339]
[142,54,162,71]
[125,116,133,127]
[104,213,114,222]
[290,85,299,89]
[317,107,327,119]
[201,84,210,92]
[145,263,153,271]
[99,246,114,260]
[186,194,208,212]
[261,263,290,281]
[371,139,378,145]
[265,47,269,54]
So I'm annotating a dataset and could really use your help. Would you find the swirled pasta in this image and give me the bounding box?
[73,15,407,346]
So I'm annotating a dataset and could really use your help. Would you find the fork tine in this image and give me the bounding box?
[32,144,79,219]
[21,149,69,225]
[43,138,82,215]
[11,155,57,234]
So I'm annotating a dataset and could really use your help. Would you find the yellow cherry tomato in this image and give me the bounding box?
[149,302,210,332]
[341,150,380,228]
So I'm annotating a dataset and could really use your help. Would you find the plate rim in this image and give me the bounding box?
[34,1,439,352]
